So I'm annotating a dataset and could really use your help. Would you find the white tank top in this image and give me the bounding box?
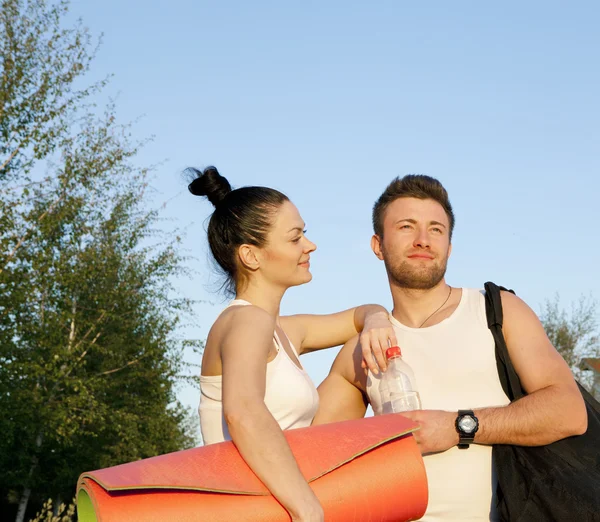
[199,300,320,445]
[366,288,510,521]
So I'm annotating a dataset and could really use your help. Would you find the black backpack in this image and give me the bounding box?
[484,282,600,522]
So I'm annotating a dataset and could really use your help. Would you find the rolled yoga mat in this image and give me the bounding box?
[77,414,428,522]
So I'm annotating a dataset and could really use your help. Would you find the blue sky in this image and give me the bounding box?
[68,1,600,432]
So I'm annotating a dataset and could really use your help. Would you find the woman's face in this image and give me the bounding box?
[258,200,317,289]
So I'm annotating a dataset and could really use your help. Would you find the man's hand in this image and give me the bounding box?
[359,311,397,374]
[401,410,459,455]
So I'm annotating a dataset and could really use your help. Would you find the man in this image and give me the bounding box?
[313,175,587,521]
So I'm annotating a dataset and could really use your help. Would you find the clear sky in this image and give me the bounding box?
[68,1,600,435]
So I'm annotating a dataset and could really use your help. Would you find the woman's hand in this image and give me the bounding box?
[291,500,325,522]
[360,311,397,374]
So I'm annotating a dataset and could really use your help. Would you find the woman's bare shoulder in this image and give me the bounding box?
[210,305,276,349]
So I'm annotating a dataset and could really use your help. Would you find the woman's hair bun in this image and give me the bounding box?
[187,166,232,207]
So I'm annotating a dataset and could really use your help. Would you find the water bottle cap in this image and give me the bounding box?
[386,346,402,359]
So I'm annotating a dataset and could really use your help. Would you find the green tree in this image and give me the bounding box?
[540,294,600,393]
[0,0,104,182]
[1,104,198,522]
[0,2,200,521]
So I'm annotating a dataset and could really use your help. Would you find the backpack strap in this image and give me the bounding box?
[483,282,525,401]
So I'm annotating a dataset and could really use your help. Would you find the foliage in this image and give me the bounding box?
[0,1,200,520]
[540,294,600,392]
[27,499,75,522]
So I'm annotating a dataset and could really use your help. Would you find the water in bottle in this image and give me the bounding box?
[379,346,421,414]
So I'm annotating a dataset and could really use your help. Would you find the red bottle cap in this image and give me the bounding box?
[386,346,402,359]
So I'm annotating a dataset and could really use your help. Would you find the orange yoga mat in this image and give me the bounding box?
[77,414,428,521]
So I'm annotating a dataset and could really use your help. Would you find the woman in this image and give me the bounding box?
[190,166,395,522]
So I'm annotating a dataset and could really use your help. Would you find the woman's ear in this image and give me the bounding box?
[238,244,260,271]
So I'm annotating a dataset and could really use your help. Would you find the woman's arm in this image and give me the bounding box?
[220,306,323,522]
[280,304,396,373]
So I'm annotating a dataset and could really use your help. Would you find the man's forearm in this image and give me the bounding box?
[474,384,587,446]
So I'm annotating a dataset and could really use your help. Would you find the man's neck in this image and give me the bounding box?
[390,280,457,328]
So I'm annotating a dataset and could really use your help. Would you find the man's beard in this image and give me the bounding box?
[384,255,449,290]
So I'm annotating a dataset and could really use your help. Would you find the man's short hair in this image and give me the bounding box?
[372,175,455,240]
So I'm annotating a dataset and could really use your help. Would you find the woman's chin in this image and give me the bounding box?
[290,271,313,287]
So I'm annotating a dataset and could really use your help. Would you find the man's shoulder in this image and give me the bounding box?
[477,284,536,329]
[466,286,517,307]
[453,287,491,331]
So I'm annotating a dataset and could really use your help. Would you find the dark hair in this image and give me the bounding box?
[187,166,289,296]
[372,174,455,239]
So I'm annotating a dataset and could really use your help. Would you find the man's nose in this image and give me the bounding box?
[413,228,431,248]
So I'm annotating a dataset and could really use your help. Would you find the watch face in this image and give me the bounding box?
[458,415,477,433]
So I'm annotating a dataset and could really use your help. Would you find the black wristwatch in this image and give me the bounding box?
[455,410,479,449]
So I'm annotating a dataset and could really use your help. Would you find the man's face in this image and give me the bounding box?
[372,197,452,290]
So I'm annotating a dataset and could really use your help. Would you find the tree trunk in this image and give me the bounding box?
[14,487,31,522]
[15,432,43,522]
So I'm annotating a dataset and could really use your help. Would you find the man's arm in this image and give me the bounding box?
[403,291,587,454]
[312,335,369,425]
[474,290,587,445]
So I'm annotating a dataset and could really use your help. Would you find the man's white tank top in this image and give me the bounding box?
[199,300,319,445]
[366,288,510,521]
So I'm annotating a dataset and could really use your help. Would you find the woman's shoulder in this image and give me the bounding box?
[212,303,276,342]
[219,302,274,322]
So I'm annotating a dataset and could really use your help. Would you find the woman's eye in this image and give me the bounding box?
[292,229,307,243]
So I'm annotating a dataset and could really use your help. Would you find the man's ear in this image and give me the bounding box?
[371,234,384,261]
[448,242,452,259]
[238,244,260,271]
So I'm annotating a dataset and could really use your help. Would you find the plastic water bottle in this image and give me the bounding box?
[379,346,421,414]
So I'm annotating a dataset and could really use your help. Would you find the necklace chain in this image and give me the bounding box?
[419,286,453,328]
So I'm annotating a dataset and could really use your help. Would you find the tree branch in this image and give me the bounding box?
[67,296,77,352]
[0,191,66,275]
[95,353,149,377]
